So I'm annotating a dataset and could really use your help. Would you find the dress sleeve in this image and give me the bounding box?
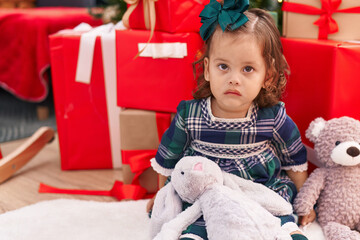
[271,103,308,172]
[151,101,191,176]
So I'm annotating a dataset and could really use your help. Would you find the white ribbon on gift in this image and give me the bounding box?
[138,42,188,59]
[74,22,126,168]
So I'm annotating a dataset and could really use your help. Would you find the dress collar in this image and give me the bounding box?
[201,97,257,129]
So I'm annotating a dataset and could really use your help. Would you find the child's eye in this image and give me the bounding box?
[218,64,228,71]
[243,66,254,73]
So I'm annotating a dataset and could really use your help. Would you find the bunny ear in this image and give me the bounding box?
[306,117,326,143]
[150,183,182,238]
[193,162,203,171]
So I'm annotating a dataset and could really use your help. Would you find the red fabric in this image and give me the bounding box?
[116,29,203,112]
[0,7,102,102]
[128,0,209,33]
[282,1,360,39]
[50,33,113,170]
[281,38,360,146]
[0,147,2,159]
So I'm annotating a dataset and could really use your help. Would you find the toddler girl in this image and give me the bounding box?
[148,0,315,239]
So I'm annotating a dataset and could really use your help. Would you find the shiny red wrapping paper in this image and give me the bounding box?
[116,29,203,113]
[50,33,114,170]
[125,0,208,33]
[281,37,360,146]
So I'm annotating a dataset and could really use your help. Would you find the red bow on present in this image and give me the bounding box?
[282,0,360,39]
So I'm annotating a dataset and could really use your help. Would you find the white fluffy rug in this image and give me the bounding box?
[0,199,324,240]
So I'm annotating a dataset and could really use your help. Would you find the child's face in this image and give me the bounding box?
[204,31,267,118]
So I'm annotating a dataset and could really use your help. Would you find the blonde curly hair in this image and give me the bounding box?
[193,8,289,108]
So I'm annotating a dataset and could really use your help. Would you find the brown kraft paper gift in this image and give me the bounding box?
[120,109,173,193]
[282,0,360,41]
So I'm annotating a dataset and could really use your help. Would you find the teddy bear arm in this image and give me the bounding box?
[294,168,327,215]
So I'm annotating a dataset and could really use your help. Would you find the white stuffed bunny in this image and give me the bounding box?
[150,156,295,240]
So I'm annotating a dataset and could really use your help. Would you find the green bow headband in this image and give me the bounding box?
[199,0,249,41]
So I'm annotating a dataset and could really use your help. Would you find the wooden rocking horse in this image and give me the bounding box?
[0,126,55,184]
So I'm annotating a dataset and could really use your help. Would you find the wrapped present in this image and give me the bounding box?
[50,23,123,170]
[122,0,208,33]
[120,109,173,193]
[116,29,203,112]
[282,0,360,40]
[281,37,360,146]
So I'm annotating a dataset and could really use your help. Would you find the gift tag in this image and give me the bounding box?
[138,42,187,59]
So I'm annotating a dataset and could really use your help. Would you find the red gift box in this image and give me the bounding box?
[281,37,360,146]
[116,29,203,113]
[122,0,208,33]
[50,26,122,170]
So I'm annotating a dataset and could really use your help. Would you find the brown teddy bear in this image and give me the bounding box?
[294,117,360,240]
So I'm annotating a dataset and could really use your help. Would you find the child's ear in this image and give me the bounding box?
[204,57,210,82]
[262,77,272,89]
[263,71,274,88]
[262,80,266,89]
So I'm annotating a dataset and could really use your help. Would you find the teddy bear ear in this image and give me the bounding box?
[305,117,326,143]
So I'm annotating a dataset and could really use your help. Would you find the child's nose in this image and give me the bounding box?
[229,74,241,85]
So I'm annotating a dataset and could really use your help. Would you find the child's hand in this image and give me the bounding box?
[146,195,156,213]
[298,209,316,226]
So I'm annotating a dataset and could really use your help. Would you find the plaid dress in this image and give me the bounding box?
[152,97,307,239]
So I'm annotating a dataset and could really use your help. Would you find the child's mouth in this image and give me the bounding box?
[225,90,241,96]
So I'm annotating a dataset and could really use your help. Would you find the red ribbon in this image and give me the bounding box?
[282,0,360,39]
[39,112,171,201]
[121,149,157,185]
[39,181,152,201]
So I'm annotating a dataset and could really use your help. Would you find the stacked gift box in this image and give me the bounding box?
[50,24,122,171]
[49,0,206,199]
[280,0,360,171]
[116,0,206,196]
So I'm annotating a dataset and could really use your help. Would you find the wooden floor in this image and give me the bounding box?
[0,133,123,214]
